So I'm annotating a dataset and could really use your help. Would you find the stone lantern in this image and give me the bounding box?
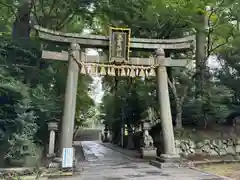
[141,119,154,147]
[140,110,156,159]
[142,120,151,133]
[47,119,59,158]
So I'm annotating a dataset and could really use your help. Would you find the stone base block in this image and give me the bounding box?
[60,167,74,173]
[150,159,193,169]
[48,157,76,170]
[49,162,60,169]
[150,160,179,168]
[47,153,56,158]
[48,157,61,168]
[140,148,156,159]
[41,171,73,178]
[150,153,189,169]
[156,153,181,163]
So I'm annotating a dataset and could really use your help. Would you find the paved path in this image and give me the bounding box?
[68,141,229,180]
[58,141,230,180]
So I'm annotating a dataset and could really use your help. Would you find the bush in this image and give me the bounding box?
[4,110,39,166]
[182,84,232,128]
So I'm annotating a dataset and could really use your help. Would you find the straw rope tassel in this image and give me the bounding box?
[107,67,111,76]
[107,67,110,76]
[86,65,90,74]
[91,64,96,74]
[109,67,115,76]
[139,68,145,77]
[144,69,149,77]
[87,65,92,74]
[148,68,156,76]
[95,64,99,74]
[115,67,119,76]
[124,68,129,77]
[120,67,126,76]
[126,68,130,77]
[135,68,139,77]
[118,67,121,76]
[100,65,106,75]
[115,67,119,77]
[112,67,116,76]
[130,67,135,77]
[80,65,86,74]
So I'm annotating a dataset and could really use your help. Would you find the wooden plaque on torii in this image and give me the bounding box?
[109,27,131,63]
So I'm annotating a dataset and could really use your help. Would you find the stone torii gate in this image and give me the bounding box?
[34,25,195,163]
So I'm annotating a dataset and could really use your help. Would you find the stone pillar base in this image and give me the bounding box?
[47,153,56,158]
[48,156,77,171]
[48,157,61,169]
[140,148,156,159]
[61,167,74,173]
[102,139,109,143]
[150,153,188,168]
[157,153,181,163]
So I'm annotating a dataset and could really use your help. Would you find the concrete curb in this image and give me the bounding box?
[20,175,48,180]
[73,141,86,161]
[191,159,240,166]
[150,159,233,179]
[0,167,47,180]
[189,160,240,180]
[190,167,233,180]
[0,167,36,173]
[41,171,74,179]
[149,160,182,169]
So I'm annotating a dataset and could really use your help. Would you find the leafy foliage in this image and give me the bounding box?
[0,0,96,166]
[98,0,240,142]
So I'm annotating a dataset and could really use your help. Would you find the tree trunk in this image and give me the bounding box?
[175,101,183,129]
[195,11,207,98]
[203,111,208,129]
[167,78,184,129]
[12,0,32,39]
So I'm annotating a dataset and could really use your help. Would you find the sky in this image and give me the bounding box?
[85,49,104,104]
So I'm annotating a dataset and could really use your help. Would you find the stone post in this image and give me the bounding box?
[155,48,179,162]
[103,125,109,142]
[47,121,58,157]
[60,43,80,152]
[126,128,134,150]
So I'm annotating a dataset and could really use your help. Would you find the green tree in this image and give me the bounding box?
[0,0,96,166]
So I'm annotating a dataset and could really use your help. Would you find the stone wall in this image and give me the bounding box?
[175,139,240,157]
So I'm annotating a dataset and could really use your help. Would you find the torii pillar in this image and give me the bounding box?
[155,48,180,162]
[60,43,80,152]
